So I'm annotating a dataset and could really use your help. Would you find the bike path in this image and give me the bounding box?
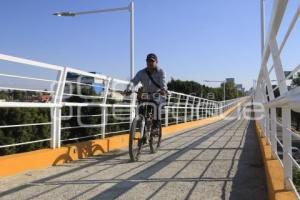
[0,115,267,200]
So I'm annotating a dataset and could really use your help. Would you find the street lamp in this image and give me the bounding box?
[204,80,226,102]
[53,1,135,79]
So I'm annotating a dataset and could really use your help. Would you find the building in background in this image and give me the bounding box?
[226,78,235,84]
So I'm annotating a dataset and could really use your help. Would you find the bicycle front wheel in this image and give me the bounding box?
[149,124,162,153]
[129,115,145,162]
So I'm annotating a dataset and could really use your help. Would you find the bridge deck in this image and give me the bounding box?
[0,117,267,200]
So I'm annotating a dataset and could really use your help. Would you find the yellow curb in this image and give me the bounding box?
[255,122,296,200]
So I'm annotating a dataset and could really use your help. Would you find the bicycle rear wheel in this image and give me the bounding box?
[129,115,145,162]
[149,124,162,153]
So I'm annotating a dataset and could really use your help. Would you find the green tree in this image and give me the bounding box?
[0,91,8,100]
[220,82,241,100]
[0,107,50,155]
[167,78,228,101]
[61,84,102,142]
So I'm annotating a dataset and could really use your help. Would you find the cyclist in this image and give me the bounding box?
[124,53,167,133]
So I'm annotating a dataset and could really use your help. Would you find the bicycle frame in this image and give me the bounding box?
[136,102,156,140]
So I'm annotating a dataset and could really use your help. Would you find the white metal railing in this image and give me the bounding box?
[0,53,241,153]
[255,0,300,197]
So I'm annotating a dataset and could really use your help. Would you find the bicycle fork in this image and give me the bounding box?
[140,117,146,140]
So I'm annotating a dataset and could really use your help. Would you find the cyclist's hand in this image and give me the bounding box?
[123,89,132,96]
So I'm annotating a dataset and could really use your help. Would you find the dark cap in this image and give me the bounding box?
[146,53,158,62]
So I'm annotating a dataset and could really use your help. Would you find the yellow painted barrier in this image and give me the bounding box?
[0,102,240,177]
[255,121,296,200]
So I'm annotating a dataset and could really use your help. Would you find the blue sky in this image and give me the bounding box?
[0,0,299,90]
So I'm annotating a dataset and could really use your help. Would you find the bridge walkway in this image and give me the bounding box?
[0,114,267,200]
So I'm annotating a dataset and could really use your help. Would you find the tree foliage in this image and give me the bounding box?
[167,78,243,101]
[0,107,50,155]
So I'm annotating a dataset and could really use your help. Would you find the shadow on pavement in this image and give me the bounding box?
[229,120,268,200]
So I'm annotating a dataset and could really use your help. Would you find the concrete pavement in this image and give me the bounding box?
[0,113,267,200]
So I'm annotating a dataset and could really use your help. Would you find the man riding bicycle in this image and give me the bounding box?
[124,53,167,134]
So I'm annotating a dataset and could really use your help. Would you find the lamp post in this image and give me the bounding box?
[53,1,135,79]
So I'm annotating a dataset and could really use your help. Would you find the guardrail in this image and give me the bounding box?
[254,0,300,198]
[0,53,241,152]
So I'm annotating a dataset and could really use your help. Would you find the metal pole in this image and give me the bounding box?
[223,81,226,113]
[54,3,134,79]
[165,94,171,127]
[196,98,201,120]
[176,95,181,124]
[73,7,129,15]
[266,110,271,145]
[130,1,135,79]
[184,96,189,122]
[191,97,195,120]
[270,108,277,158]
[223,81,226,101]
[101,78,111,139]
[282,107,292,189]
[260,0,265,56]
[55,67,68,148]
[204,100,207,118]
[50,67,67,148]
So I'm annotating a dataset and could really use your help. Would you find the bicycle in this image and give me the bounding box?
[124,91,163,162]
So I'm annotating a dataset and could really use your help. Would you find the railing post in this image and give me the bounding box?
[200,99,203,119]
[176,94,181,124]
[263,110,268,140]
[50,112,57,149]
[164,92,171,127]
[266,109,271,145]
[101,78,111,139]
[196,98,201,120]
[214,102,217,116]
[184,96,189,122]
[209,101,212,116]
[282,107,292,190]
[191,97,195,121]
[51,67,67,148]
[205,100,208,118]
[270,108,277,158]
[213,101,218,116]
[221,101,225,113]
